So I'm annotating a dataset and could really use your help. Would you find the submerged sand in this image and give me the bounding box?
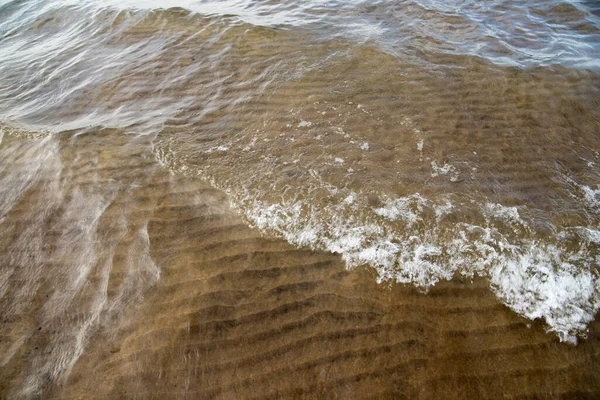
[0,130,599,399]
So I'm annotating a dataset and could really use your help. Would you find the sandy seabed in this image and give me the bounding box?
[0,131,599,400]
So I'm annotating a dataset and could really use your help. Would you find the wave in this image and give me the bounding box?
[152,43,600,342]
[1,0,600,344]
[157,147,600,344]
[2,0,599,70]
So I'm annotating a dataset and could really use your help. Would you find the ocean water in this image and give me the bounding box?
[1,0,599,353]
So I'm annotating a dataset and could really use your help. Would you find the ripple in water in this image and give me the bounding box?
[1,0,600,347]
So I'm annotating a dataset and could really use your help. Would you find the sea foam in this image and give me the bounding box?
[221,185,600,344]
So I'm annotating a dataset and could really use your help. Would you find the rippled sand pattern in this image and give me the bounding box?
[0,130,598,399]
[1,0,600,397]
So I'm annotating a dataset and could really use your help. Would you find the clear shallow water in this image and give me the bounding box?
[0,0,600,357]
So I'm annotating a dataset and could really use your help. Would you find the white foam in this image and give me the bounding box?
[205,145,229,153]
[581,184,600,209]
[298,120,313,128]
[231,187,600,343]
[488,244,599,344]
[343,193,357,205]
[417,139,424,152]
[484,203,522,224]
[375,194,427,226]
[433,200,453,221]
[582,227,600,244]
[431,160,460,182]
[157,136,600,344]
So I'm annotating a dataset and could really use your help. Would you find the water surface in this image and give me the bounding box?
[1,0,600,395]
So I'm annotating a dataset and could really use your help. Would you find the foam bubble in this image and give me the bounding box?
[431,161,460,182]
[581,184,600,209]
[488,244,600,344]
[417,139,424,152]
[298,120,313,128]
[375,194,427,226]
[229,187,600,343]
[484,203,522,224]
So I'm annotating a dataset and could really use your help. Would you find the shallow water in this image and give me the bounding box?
[1,0,600,396]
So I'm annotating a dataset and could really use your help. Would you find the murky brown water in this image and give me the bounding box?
[1,0,600,398]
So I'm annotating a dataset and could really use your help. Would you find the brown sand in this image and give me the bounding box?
[1,130,599,399]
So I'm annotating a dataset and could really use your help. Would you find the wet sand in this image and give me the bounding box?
[1,131,599,399]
